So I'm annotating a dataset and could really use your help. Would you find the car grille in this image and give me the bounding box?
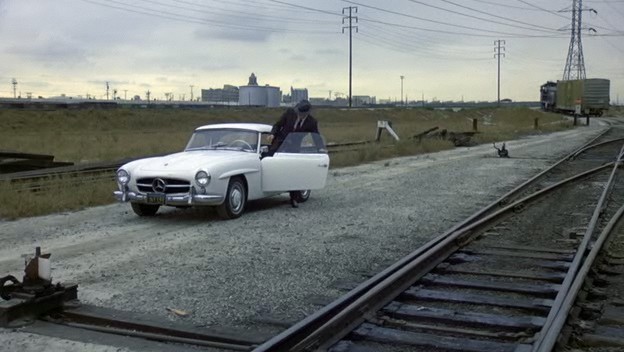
[136,177,191,194]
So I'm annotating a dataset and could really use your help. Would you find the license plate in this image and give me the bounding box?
[146,193,165,204]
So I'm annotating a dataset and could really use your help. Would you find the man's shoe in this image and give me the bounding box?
[290,198,299,208]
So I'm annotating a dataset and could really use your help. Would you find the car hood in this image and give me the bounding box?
[136,150,250,172]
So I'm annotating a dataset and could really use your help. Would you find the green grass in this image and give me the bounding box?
[0,106,571,219]
[0,177,117,219]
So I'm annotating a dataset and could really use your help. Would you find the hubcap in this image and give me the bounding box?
[230,186,243,213]
[301,190,310,199]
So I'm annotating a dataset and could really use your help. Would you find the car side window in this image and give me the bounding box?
[260,133,272,147]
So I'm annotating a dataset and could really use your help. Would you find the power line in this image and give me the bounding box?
[141,0,337,25]
[605,1,624,18]
[516,0,571,19]
[361,22,494,59]
[468,0,547,11]
[402,0,560,33]
[358,16,566,38]
[266,0,344,17]
[344,0,557,37]
[80,0,337,33]
[518,0,621,32]
[436,0,561,31]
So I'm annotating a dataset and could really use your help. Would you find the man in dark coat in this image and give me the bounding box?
[267,100,321,208]
[268,100,319,149]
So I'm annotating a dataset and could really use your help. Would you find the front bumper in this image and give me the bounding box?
[113,189,223,206]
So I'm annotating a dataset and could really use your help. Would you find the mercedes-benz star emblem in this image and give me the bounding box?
[152,178,166,193]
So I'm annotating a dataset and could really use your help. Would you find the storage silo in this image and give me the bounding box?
[266,86,282,107]
[238,73,282,107]
[239,85,267,106]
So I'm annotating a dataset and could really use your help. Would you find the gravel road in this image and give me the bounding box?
[0,121,608,351]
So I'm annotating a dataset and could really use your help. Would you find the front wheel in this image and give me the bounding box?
[131,202,160,216]
[295,190,311,203]
[217,177,246,219]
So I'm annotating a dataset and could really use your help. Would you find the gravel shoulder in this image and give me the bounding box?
[0,122,609,351]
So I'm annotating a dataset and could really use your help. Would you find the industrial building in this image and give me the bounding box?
[353,95,376,106]
[238,73,281,107]
[201,85,239,104]
[290,87,308,105]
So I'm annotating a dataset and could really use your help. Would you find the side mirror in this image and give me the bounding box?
[260,146,269,154]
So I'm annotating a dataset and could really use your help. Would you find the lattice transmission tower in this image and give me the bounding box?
[562,0,595,80]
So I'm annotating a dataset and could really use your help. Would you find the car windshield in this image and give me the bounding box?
[185,128,258,152]
[275,132,327,154]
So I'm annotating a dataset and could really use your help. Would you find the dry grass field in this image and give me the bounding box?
[0,106,571,219]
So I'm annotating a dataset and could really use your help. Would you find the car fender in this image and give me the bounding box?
[217,168,260,180]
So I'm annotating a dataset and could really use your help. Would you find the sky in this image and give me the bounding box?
[0,0,622,103]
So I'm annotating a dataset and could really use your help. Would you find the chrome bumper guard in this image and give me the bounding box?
[113,188,223,206]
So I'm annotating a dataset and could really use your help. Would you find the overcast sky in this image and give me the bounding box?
[0,0,622,102]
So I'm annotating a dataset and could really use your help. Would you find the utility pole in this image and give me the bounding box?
[11,78,17,98]
[190,85,194,101]
[123,89,128,100]
[494,40,506,106]
[342,6,358,108]
[106,82,110,100]
[400,75,405,105]
[561,0,596,80]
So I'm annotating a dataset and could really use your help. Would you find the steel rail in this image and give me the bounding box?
[535,203,624,351]
[252,126,611,352]
[570,137,624,159]
[532,142,624,351]
[44,320,254,351]
[301,162,615,351]
[254,161,614,351]
[43,310,260,351]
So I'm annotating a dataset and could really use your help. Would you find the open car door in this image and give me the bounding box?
[261,132,329,192]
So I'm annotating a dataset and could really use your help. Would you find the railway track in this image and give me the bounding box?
[41,305,264,351]
[252,124,624,351]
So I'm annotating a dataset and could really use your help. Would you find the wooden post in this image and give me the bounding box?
[534,117,539,130]
[472,118,478,132]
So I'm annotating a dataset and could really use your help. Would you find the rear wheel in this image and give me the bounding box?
[131,202,160,216]
[296,190,311,203]
[217,177,246,219]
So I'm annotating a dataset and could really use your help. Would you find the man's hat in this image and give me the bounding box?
[295,99,311,113]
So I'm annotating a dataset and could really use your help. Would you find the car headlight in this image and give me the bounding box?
[195,171,210,186]
[117,169,130,185]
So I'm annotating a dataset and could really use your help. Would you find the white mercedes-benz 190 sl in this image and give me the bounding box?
[113,123,330,219]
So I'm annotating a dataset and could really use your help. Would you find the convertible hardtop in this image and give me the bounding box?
[195,123,273,133]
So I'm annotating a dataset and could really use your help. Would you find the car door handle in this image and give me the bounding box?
[318,163,328,168]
